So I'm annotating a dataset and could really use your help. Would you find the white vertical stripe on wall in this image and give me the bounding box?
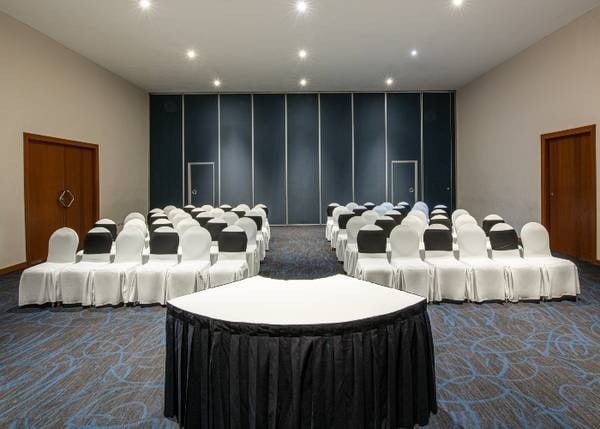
[181,95,186,206]
[217,94,221,206]
[251,94,255,206]
[284,94,289,224]
[318,93,322,224]
[384,92,388,202]
[419,92,424,202]
[351,92,355,202]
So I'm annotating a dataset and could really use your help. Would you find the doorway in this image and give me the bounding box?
[24,133,99,265]
[187,162,215,206]
[391,160,418,205]
[541,125,596,262]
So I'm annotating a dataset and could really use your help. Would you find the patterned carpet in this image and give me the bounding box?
[0,226,598,428]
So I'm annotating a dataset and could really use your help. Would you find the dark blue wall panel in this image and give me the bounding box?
[320,94,353,223]
[287,94,319,224]
[254,95,286,224]
[387,93,421,203]
[184,95,218,205]
[150,95,182,208]
[220,95,252,206]
[423,92,453,208]
[354,93,386,204]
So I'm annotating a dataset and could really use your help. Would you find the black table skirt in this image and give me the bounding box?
[164,301,437,429]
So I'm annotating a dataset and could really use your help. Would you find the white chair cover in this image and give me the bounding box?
[413,201,429,217]
[345,202,359,211]
[208,226,249,287]
[402,215,427,257]
[253,207,270,250]
[164,205,177,215]
[521,222,580,299]
[330,206,348,249]
[373,205,388,216]
[451,209,470,224]
[245,210,267,259]
[221,212,239,226]
[172,213,191,227]
[149,208,163,214]
[176,218,200,238]
[361,210,379,225]
[408,209,428,225]
[124,212,145,225]
[344,216,368,276]
[18,227,79,306]
[235,217,260,276]
[354,225,395,287]
[454,214,478,232]
[325,203,340,241]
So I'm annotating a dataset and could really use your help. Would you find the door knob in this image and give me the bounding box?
[408,187,414,193]
[192,189,198,196]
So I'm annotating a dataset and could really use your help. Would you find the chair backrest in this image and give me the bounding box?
[172,213,190,227]
[218,225,248,259]
[95,219,117,241]
[149,208,163,214]
[219,204,232,212]
[482,214,505,236]
[393,205,410,215]
[200,204,214,211]
[346,216,368,245]
[521,222,551,258]
[408,209,428,225]
[375,216,395,238]
[385,210,405,225]
[457,224,488,258]
[429,214,452,229]
[402,215,427,238]
[254,207,268,226]
[235,217,258,247]
[455,214,477,232]
[433,204,448,210]
[245,211,264,230]
[176,218,200,237]
[150,218,173,235]
[82,227,113,262]
[254,203,269,216]
[124,212,145,225]
[353,206,368,216]
[183,205,196,214]
[327,203,340,217]
[191,208,205,217]
[206,218,228,242]
[381,202,394,210]
[181,226,212,262]
[232,208,247,218]
[123,219,148,238]
[47,227,79,263]
[211,208,225,216]
[345,202,359,211]
[390,224,420,258]
[361,210,379,225]
[149,212,168,224]
[222,212,240,226]
[167,208,184,220]
[363,202,376,210]
[373,205,388,216]
[149,226,179,256]
[423,225,453,257]
[163,205,177,215]
[413,201,429,217]
[238,204,251,212]
[332,206,347,224]
[430,208,449,217]
[338,213,355,230]
[489,223,521,258]
[357,225,386,254]
[114,228,145,264]
[451,208,469,224]
[196,213,215,227]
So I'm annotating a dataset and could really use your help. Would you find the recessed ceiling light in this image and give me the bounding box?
[213,79,221,88]
[411,49,419,57]
[296,1,308,14]
[298,49,308,59]
[385,77,394,86]
[299,78,308,87]
[139,0,151,10]
[452,0,464,7]
[186,49,196,60]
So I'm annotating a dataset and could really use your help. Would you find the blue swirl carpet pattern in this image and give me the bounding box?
[0,226,598,428]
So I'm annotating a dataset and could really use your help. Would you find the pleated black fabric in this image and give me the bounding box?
[218,231,248,252]
[164,300,437,429]
[363,202,376,210]
[233,210,247,218]
[375,218,396,238]
[206,221,227,241]
[357,228,386,253]
[150,222,173,235]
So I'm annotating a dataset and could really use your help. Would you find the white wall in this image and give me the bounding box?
[456,6,600,257]
[0,12,149,269]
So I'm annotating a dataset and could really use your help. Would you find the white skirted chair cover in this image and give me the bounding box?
[335,213,355,262]
[235,217,260,276]
[196,212,215,228]
[211,208,225,217]
[451,209,469,225]
[93,228,145,306]
[381,202,394,210]
[325,203,340,241]
[343,216,368,276]
[245,211,267,260]
[95,218,118,241]
[176,218,200,238]
[206,218,228,264]
[402,214,427,257]
[330,207,349,249]
[454,214,478,233]
[389,225,433,301]
[164,205,177,215]
[457,224,508,302]
[134,226,180,305]
[150,218,173,236]
[221,211,239,226]
[354,225,395,287]
[361,210,380,225]
[424,225,468,302]
[165,226,212,300]
[253,207,270,251]
[345,202,359,211]
[482,214,505,237]
[408,209,428,225]
[207,226,250,288]
[490,223,544,302]
[374,216,396,260]
[521,222,580,299]
[232,208,247,219]
[412,201,429,217]
[172,213,191,228]
[57,227,113,305]
[237,204,251,212]
[18,227,79,306]
[124,212,145,225]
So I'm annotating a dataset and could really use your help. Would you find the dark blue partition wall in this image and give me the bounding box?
[320,94,353,223]
[184,95,218,206]
[287,94,320,224]
[423,92,453,208]
[387,93,421,204]
[150,95,182,208]
[354,93,386,204]
[254,95,286,224]
[219,95,252,206]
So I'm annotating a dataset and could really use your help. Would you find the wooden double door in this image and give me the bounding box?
[24,133,99,265]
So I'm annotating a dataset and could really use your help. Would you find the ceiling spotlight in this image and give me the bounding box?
[452,0,464,6]
[213,79,221,88]
[299,78,308,87]
[298,49,308,59]
[296,1,308,14]
[186,49,196,59]
[385,77,394,86]
[411,49,419,57]
[139,0,151,10]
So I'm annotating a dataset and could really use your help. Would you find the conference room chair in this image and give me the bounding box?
[93,228,145,306]
[430,208,449,218]
[482,214,505,236]
[95,218,118,241]
[57,227,113,306]
[457,224,507,302]
[183,205,196,214]
[354,225,395,287]
[326,203,340,241]
[206,218,228,263]
[361,210,379,225]
[345,202,359,211]
[123,212,145,225]
[253,207,270,251]
[254,203,268,216]
[221,211,239,226]
[199,204,213,211]
[219,204,232,212]
[211,208,225,217]
[172,213,191,228]
[150,218,173,236]
[430,214,452,229]
[381,202,394,210]
[521,222,580,299]
[413,201,429,217]
[344,216,368,276]
[196,212,214,227]
[175,218,200,238]
[353,205,368,216]
[134,226,180,305]
[373,205,388,216]
[149,212,169,225]
[375,216,396,239]
[424,224,468,302]
[232,205,247,217]
[18,227,78,306]
[389,225,433,301]
[207,225,250,288]
[331,206,350,249]
[408,209,428,225]
[451,208,470,225]
[234,217,260,276]
[245,210,267,259]
[335,212,355,262]
[489,223,544,302]
[165,226,212,300]
[454,214,478,233]
[385,210,406,225]
[168,208,186,221]
[363,202,376,211]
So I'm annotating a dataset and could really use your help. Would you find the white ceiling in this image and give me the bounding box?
[1,0,599,93]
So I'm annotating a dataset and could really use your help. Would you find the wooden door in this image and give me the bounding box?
[541,125,596,262]
[24,134,99,265]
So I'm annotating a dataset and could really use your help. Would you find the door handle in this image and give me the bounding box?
[408,187,414,193]
[58,190,67,207]
[192,189,198,196]
[58,189,75,208]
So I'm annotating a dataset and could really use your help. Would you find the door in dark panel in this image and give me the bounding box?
[188,162,215,207]
[287,94,319,224]
[391,161,418,205]
[254,94,286,224]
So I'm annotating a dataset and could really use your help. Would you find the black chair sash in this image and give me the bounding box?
[327,204,339,217]
[482,219,505,236]
[489,228,519,251]
[233,210,246,218]
[95,223,117,240]
[429,217,452,229]
[245,215,263,231]
[353,207,368,216]
[219,205,232,212]
[375,219,395,238]
[196,216,214,228]
[219,231,247,252]
[423,229,453,252]
[150,222,173,235]
[206,222,227,242]
[150,231,179,255]
[338,213,355,230]
[258,205,269,216]
[393,206,410,215]
[363,203,376,210]
[183,207,195,214]
[357,229,386,253]
[83,230,113,254]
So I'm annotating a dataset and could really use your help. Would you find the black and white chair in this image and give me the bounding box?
[521,222,580,299]
[451,209,469,225]
[253,207,270,251]
[207,218,228,264]
[335,213,355,262]
[454,214,478,233]
[482,214,505,237]
[490,223,543,302]
[95,219,118,241]
[219,204,232,212]
[354,225,395,287]
[353,206,368,216]
[183,205,196,214]
[235,217,260,276]
[344,216,368,276]
[408,209,428,226]
[124,212,145,225]
[175,218,200,238]
[385,210,405,225]
[150,218,173,236]
[207,226,249,287]
[57,227,113,305]
[165,226,212,300]
[221,211,239,226]
[389,225,433,300]
[430,215,452,229]
[232,206,247,218]
[363,202,376,211]
[361,210,380,225]
[147,209,164,224]
[245,211,267,260]
[18,227,78,306]
[134,226,180,305]
[196,212,214,228]
[331,207,350,249]
[93,228,145,306]
[325,203,340,241]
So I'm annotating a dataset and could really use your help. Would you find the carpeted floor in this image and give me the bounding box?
[0,226,599,428]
